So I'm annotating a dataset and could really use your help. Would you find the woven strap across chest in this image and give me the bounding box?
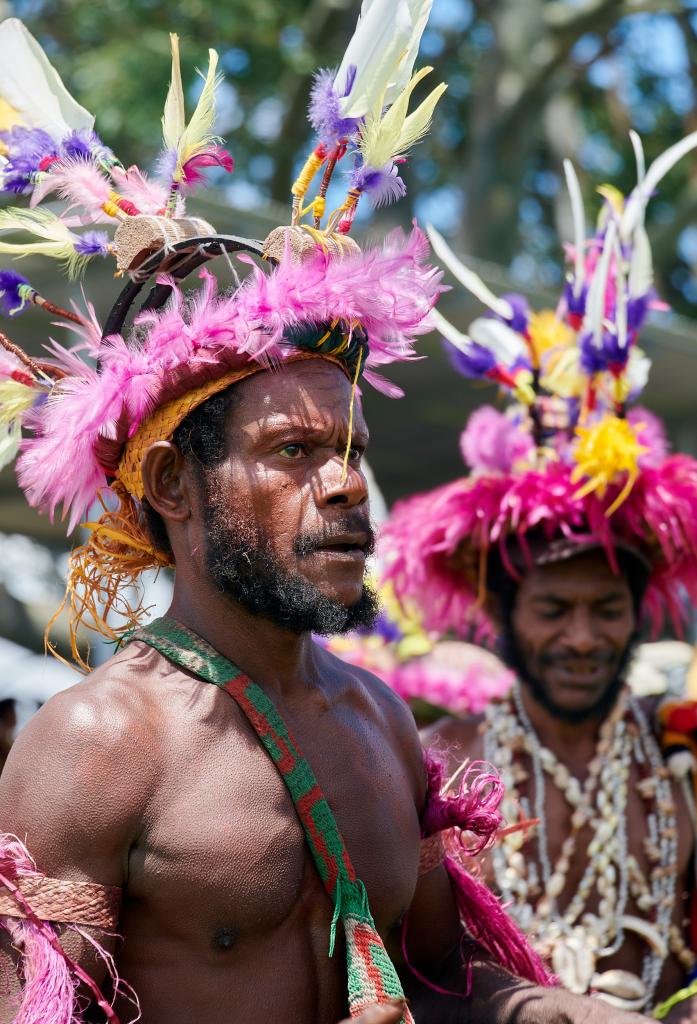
[130,617,412,1022]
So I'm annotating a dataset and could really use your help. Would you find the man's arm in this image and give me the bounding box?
[390,712,649,1022]
[400,861,652,1023]
[0,679,154,1021]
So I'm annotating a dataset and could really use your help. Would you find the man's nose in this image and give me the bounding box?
[314,457,368,508]
[564,607,598,654]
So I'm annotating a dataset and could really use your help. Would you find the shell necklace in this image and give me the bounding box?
[484,683,691,1013]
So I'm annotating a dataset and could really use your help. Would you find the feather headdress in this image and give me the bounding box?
[0,13,443,669]
[295,0,446,233]
[381,134,697,640]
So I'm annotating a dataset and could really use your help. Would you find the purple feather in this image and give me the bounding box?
[370,611,404,644]
[0,270,32,317]
[499,292,529,333]
[340,64,357,98]
[600,327,628,368]
[0,127,56,193]
[627,293,651,333]
[72,232,110,258]
[351,162,406,207]
[61,129,96,160]
[579,327,628,373]
[308,68,360,143]
[155,147,178,183]
[61,129,118,169]
[579,332,609,375]
[444,338,496,379]
[564,280,587,320]
[73,231,110,257]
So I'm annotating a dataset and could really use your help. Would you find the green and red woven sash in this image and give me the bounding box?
[129,617,412,1022]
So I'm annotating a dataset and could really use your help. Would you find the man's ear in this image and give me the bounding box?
[141,441,192,523]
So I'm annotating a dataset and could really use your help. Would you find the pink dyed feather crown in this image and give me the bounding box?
[0,14,446,531]
[381,137,697,640]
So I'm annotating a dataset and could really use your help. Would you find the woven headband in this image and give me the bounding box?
[117,351,348,500]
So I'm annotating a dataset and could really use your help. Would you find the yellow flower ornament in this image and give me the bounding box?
[571,414,648,515]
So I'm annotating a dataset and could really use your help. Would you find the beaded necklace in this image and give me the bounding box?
[484,684,694,1013]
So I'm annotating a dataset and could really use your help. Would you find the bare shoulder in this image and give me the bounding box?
[420,712,486,771]
[0,641,164,878]
[318,645,425,800]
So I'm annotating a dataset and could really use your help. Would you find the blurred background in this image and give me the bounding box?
[1,0,696,690]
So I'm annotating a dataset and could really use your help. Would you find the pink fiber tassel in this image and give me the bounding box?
[0,834,125,1024]
[442,853,553,987]
[421,752,554,987]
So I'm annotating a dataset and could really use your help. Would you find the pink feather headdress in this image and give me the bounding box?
[16,225,441,531]
[0,15,445,669]
[381,136,697,640]
[0,17,444,527]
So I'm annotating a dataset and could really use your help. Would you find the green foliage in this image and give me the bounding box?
[9,0,697,314]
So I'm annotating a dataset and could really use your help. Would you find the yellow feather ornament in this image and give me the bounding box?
[358,66,447,172]
[162,33,186,153]
[174,48,223,183]
[571,414,648,516]
[0,377,41,470]
[0,207,91,277]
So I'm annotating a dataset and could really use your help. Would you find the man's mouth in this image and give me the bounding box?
[547,658,615,685]
[313,533,370,557]
[294,521,374,559]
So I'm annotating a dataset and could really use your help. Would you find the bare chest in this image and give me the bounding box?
[124,688,420,951]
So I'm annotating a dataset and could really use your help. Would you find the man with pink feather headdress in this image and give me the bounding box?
[381,136,697,1021]
[0,10,654,1024]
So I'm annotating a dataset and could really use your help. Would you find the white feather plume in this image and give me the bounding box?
[628,222,653,300]
[621,130,697,240]
[563,159,586,299]
[629,129,646,187]
[427,224,514,320]
[611,233,628,349]
[430,307,473,353]
[336,0,433,120]
[583,217,617,348]
[0,18,94,140]
[385,0,434,105]
[625,347,651,394]
[468,316,527,366]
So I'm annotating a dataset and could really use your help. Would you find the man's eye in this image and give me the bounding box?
[538,608,565,620]
[599,608,623,620]
[278,443,306,459]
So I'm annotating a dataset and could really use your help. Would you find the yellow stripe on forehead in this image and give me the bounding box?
[117,352,349,500]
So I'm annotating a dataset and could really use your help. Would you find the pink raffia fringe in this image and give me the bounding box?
[0,834,138,1024]
[417,752,554,989]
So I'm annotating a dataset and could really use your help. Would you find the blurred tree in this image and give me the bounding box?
[7,0,697,312]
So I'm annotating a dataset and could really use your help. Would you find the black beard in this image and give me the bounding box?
[498,623,638,724]
[203,501,379,636]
